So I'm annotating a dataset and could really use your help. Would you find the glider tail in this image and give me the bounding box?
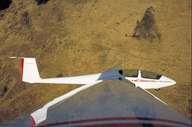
[19,57,41,83]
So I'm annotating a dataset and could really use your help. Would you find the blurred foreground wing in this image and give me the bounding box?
[31,81,103,126]
[1,80,191,127]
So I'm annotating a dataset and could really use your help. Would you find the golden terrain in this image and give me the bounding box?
[0,0,191,123]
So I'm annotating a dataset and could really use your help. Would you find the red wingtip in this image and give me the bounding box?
[31,116,36,127]
[20,58,24,81]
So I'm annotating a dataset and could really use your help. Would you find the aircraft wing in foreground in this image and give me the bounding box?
[1,80,191,127]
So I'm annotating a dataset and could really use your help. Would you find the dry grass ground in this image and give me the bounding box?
[0,0,191,123]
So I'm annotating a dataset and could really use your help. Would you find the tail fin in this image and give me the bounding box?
[19,57,41,83]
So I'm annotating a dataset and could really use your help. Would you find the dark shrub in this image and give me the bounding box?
[133,7,161,41]
[20,11,31,26]
[35,0,49,5]
[0,0,12,11]
[0,86,8,97]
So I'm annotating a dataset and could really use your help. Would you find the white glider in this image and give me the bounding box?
[11,57,175,88]
[10,57,176,90]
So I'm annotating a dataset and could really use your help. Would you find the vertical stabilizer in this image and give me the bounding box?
[20,58,41,83]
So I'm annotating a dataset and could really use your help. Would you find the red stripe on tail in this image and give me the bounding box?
[20,58,24,81]
[31,116,36,127]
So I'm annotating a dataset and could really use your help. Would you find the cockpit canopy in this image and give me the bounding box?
[123,69,162,79]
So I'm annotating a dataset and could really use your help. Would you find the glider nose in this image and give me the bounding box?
[170,78,176,86]
[161,76,176,86]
